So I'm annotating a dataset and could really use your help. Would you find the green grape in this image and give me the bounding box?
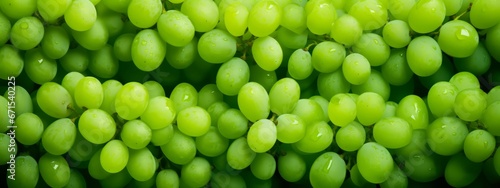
[356,92,386,126]
[249,64,278,92]
[251,153,276,180]
[406,36,442,77]
[216,57,250,96]
[198,29,237,64]
[227,137,256,170]
[426,116,468,156]
[352,33,390,67]
[287,49,313,80]
[383,101,398,118]
[438,20,479,58]
[6,155,39,188]
[0,0,36,20]
[99,168,132,188]
[382,20,411,48]
[454,42,491,76]
[442,0,462,16]
[328,93,356,127]
[427,81,458,117]
[60,46,90,73]
[310,152,346,188]
[113,33,134,62]
[269,78,300,115]
[312,41,345,73]
[342,53,371,85]
[373,117,412,149]
[121,120,152,149]
[281,3,307,34]
[89,44,119,78]
[291,98,325,124]
[127,0,162,28]
[330,14,362,46]
[444,152,482,187]
[88,149,111,180]
[482,102,500,136]
[68,131,101,162]
[0,11,10,46]
[407,0,446,33]
[181,157,212,187]
[74,76,104,109]
[157,10,195,47]
[42,118,76,155]
[317,69,351,100]
[224,2,249,37]
[238,82,270,122]
[39,153,71,187]
[64,169,86,188]
[143,80,165,98]
[380,164,408,188]
[151,125,174,146]
[388,0,416,22]
[401,151,447,183]
[99,8,125,38]
[170,82,198,112]
[454,88,487,121]
[10,16,45,50]
[140,96,176,130]
[494,148,500,176]
[101,139,129,173]
[131,29,166,71]
[310,95,330,123]
[0,133,16,165]
[160,128,196,165]
[248,0,282,37]
[278,150,306,182]
[357,142,394,184]
[198,84,223,109]
[181,0,219,32]
[102,0,131,13]
[381,48,413,86]
[41,25,70,59]
[293,121,333,153]
[275,27,308,49]
[348,0,387,31]
[115,82,149,120]
[177,106,211,137]
[463,129,495,163]
[307,0,336,35]
[350,164,371,187]
[127,148,157,181]
[71,18,109,51]
[64,0,97,31]
[470,0,500,29]
[165,38,198,69]
[396,95,429,130]
[336,121,366,152]
[196,126,229,157]
[449,71,480,92]
[3,86,32,115]
[276,114,306,144]
[485,21,500,62]
[208,101,230,127]
[24,47,57,84]
[247,119,277,153]
[157,169,179,188]
[218,108,249,139]
[0,45,23,80]
[487,86,500,105]
[14,113,43,145]
[78,109,116,144]
[252,36,283,71]
[36,82,74,118]
[100,79,122,115]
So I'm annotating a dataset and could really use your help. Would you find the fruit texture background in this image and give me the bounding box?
[1,0,500,187]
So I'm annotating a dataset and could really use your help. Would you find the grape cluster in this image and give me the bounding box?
[0,0,500,187]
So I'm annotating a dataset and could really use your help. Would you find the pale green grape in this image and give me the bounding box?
[252,36,283,71]
[427,81,458,117]
[36,82,74,118]
[348,0,387,31]
[143,80,165,98]
[373,117,412,149]
[407,0,446,33]
[287,49,313,80]
[443,0,462,16]
[196,126,229,157]
[238,82,270,122]
[165,38,198,69]
[71,18,109,50]
[170,82,198,112]
[249,64,278,92]
[113,33,134,62]
[127,148,157,181]
[291,99,325,124]
[276,114,306,144]
[328,93,356,127]
[100,79,122,115]
[342,53,371,85]
[250,153,276,180]
[198,84,223,110]
[275,27,308,49]
[269,78,300,115]
[278,150,306,182]
[248,0,282,37]
[310,152,346,188]
[330,14,363,46]
[449,71,480,92]
[121,120,152,149]
[156,169,179,188]
[406,36,442,77]
[381,48,413,86]
[198,29,237,64]
[307,0,336,35]
[224,2,249,36]
[281,3,307,34]
[64,0,97,31]
[131,29,166,71]
[181,157,212,187]
[227,137,256,170]
[14,113,43,145]
[127,0,162,28]
[89,44,119,79]
[335,121,366,151]
[352,33,390,66]
[78,109,116,144]
[60,46,89,73]
[438,20,479,58]
[426,116,468,156]
[463,129,495,163]
[115,82,149,120]
[24,47,57,85]
[396,95,429,130]
[10,16,44,50]
[293,121,333,153]
[39,153,70,187]
[6,155,39,188]
[41,25,70,59]
[357,142,394,184]
[177,106,211,137]
[100,140,129,173]
[102,0,131,13]
[470,0,500,29]
[42,118,77,155]
[312,41,345,73]
[454,88,487,121]
[181,0,219,32]
[151,125,174,146]
[160,128,196,165]
[74,76,104,109]
[140,96,176,130]
[0,0,37,20]
[216,57,250,96]
[388,0,416,22]
[356,92,386,126]
[382,20,411,48]
[218,108,248,139]
[157,10,195,47]
[247,119,277,153]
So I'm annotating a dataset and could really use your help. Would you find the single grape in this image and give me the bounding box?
[36,82,74,118]
[0,45,24,80]
[407,0,446,33]
[444,152,482,187]
[227,137,256,170]
[177,106,211,137]
[293,121,333,153]
[382,20,411,48]
[449,71,480,92]
[181,0,219,32]
[396,95,429,130]
[357,142,394,184]
[39,153,71,187]
[309,152,346,188]
[196,126,229,157]
[252,36,283,71]
[100,139,129,173]
[156,169,179,188]
[218,108,249,139]
[6,155,39,188]
[120,120,152,149]
[469,0,500,29]
[373,117,412,149]
[140,96,176,130]
[127,0,162,28]
[224,2,249,36]
[336,121,366,151]
[352,33,390,67]
[330,14,363,46]
[463,129,496,163]
[78,109,116,144]
[216,57,250,96]
[64,0,97,31]
[287,49,313,80]
[247,119,277,153]
[198,29,237,64]
[426,116,468,156]
[251,153,276,180]
[41,25,70,59]
[248,0,282,37]
[348,0,388,31]
[181,157,212,187]
[278,150,306,182]
[312,41,345,73]
[115,82,149,120]
[342,53,371,85]
[160,128,196,165]
[157,10,195,47]
[127,148,157,181]
[356,92,386,126]
[238,82,270,122]
[438,20,479,58]
[276,114,306,144]
[269,78,300,115]
[406,36,442,77]
[131,29,166,71]
[42,118,77,155]
[307,0,336,35]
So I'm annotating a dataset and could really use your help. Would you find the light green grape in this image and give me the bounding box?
[348,0,387,31]
[99,79,123,115]
[78,109,116,144]
[42,118,77,155]
[181,157,212,187]
[307,0,336,35]
[115,82,149,120]
[247,119,277,153]
[227,137,256,170]
[281,3,307,34]
[89,44,119,79]
[11,17,44,50]
[342,53,371,85]
[216,57,250,96]
[88,149,111,180]
[382,20,411,48]
[310,152,346,188]
[165,37,198,69]
[449,71,480,92]
[251,153,276,180]
[64,0,97,31]
[0,11,11,46]
[24,47,57,85]
[0,0,36,20]
[143,80,165,98]
[177,106,211,137]
[151,125,174,146]
[170,82,198,112]
[278,150,306,182]
[39,153,71,187]
[127,0,162,28]
[427,81,458,117]
[157,10,195,47]
[41,25,70,59]
[336,121,366,151]
[269,78,300,115]
[381,48,413,86]
[198,29,237,64]
[293,121,333,153]
[356,92,386,126]
[287,49,313,80]
[438,20,479,58]
[352,33,390,67]
[198,84,223,110]
[373,117,412,149]
[100,140,129,173]
[36,82,74,118]
[238,82,270,122]
[312,41,345,73]
[454,42,491,76]
[248,0,282,37]
[328,93,356,127]
[388,0,416,22]
[330,14,363,46]
[276,114,306,144]
[156,169,179,188]
[181,0,219,32]
[14,113,43,145]
[74,76,104,109]
[218,108,249,139]
[71,18,109,51]
[160,128,196,165]
[224,2,249,36]
[127,148,157,181]
[406,36,442,77]
[252,36,283,71]
[3,85,32,115]
[443,0,462,16]
[195,126,229,157]
[0,45,24,80]
[275,27,308,49]
[120,120,152,149]
[454,88,487,121]
[407,0,446,33]
[426,116,468,156]
[470,0,500,29]
[357,142,394,184]
[396,95,429,130]
[482,101,500,136]
[131,29,166,71]
[463,129,495,163]
[140,96,176,130]
[60,46,89,73]
[291,98,325,124]
[6,155,39,188]
[113,33,134,62]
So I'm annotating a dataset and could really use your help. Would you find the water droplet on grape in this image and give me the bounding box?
[456,28,470,40]
[323,157,333,172]
[38,59,44,63]
[183,95,189,100]
[484,141,488,148]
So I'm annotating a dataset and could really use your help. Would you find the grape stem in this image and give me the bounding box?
[453,3,472,21]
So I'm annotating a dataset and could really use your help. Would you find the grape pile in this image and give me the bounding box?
[1,0,500,187]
